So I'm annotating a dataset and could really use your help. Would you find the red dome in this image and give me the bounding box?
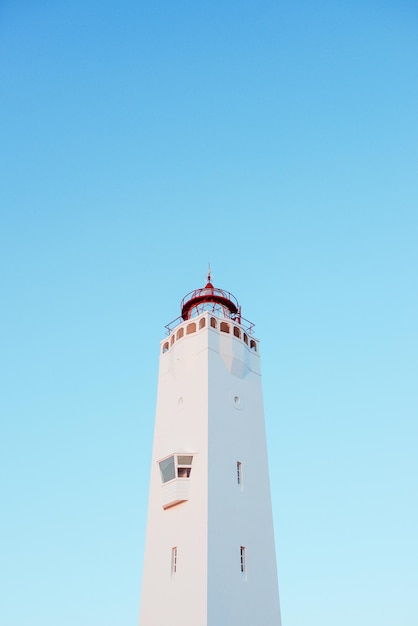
[181,280,240,321]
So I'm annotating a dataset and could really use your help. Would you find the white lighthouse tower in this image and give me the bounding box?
[139,272,281,626]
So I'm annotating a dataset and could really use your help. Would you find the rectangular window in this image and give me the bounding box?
[171,547,178,574]
[159,456,175,483]
[159,454,193,483]
[240,546,247,579]
[237,461,242,486]
[177,455,193,478]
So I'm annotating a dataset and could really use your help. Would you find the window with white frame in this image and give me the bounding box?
[159,454,193,483]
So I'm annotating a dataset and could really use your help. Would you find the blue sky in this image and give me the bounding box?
[1,1,417,625]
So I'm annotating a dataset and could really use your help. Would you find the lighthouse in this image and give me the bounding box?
[139,273,281,626]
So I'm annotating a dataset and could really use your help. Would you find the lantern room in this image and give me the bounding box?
[181,270,241,322]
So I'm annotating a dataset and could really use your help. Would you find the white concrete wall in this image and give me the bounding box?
[207,327,281,626]
[139,318,209,626]
[139,312,281,626]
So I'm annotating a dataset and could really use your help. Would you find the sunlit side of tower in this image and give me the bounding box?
[139,273,281,626]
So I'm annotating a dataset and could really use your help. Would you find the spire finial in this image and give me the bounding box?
[207,262,211,284]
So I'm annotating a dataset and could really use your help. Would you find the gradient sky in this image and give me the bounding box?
[1,2,417,625]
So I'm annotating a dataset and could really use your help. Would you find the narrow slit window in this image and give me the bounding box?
[233,326,241,339]
[171,547,178,574]
[176,327,184,340]
[240,546,247,578]
[162,342,169,353]
[210,317,217,328]
[243,333,248,345]
[199,317,206,329]
[250,339,257,351]
[237,461,242,486]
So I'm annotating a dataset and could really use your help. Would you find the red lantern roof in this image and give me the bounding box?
[181,272,240,321]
